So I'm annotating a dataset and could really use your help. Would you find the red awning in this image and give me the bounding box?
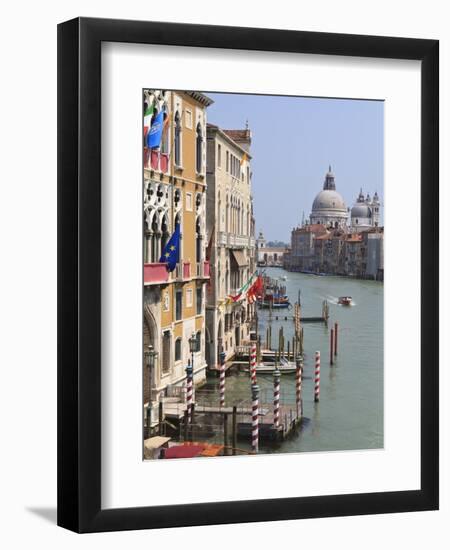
[163,445,206,459]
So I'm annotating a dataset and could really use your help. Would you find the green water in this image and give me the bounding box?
[204,267,384,454]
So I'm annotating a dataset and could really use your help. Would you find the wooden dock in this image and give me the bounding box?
[237,404,302,442]
[163,401,269,420]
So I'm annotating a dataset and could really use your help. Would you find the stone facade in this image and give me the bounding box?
[205,123,256,367]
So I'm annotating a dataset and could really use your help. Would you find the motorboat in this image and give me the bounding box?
[338,296,352,306]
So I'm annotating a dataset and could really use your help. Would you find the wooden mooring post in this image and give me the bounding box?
[223,412,228,456]
[158,400,164,435]
[334,322,338,356]
[232,406,237,455]
[330,328,334,366]
[183,410,189,441]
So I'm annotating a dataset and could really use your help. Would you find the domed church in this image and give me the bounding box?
[350,189,381,231]
[310,166,348,229]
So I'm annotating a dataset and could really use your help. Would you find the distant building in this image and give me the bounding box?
[256,231,286,266]
[350,189,381,231]
[287,224,328,271]
[363,229,384,280]
[286,166,383,279]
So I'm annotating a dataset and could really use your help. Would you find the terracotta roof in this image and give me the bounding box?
[346,235,363,242]
[293,224,328,235]
[308,224,328,234]
[207,124,252,158]
[223,129,251,141]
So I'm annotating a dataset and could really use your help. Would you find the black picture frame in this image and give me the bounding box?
[57,17,439,533]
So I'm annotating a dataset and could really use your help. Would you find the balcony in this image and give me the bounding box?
[218,231,227,247]
[183,261,191,279]
[143,148,170,174]
[196,260,210,279]
[144,263,169,285]
[217,232,251,249]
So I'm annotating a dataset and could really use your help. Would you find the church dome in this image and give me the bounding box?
[312,189,347,212]
[351,203,372,218]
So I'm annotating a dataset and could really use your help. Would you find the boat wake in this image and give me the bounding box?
[325,294,357,306]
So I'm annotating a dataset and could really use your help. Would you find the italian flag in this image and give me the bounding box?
[144,103,154,139]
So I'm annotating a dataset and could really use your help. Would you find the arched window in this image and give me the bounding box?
[195,331,201,352]
[161,215,169,254]
[225,261,229,294]
[144,217,151,263]
[174,211,182,231]
[175,338,182,362]
[196,123,203,173]
[225,200,229,233]
[174,111,181,166]
[161,110,169,154]
[151,215,159,262]
[195,217,202,263]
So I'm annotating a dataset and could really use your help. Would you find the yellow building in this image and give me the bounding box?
[205,123,256,369]
[143,90,213,427]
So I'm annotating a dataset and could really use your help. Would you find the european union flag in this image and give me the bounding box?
[147,110,164,148]
[159,224,180,272]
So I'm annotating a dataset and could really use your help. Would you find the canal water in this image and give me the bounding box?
[203,267,384,454]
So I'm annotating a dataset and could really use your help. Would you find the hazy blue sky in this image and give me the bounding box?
[205,92,384,243]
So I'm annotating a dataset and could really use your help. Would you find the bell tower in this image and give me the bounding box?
[372,192,380,226]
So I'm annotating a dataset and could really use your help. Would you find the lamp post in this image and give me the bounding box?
[188,332,197,408]
[144,344,158,436]
[189,331,197,373]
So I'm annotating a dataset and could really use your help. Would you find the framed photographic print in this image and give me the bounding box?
[57,17,439,533]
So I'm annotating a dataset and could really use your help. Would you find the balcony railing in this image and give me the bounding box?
[143,148,170,174]
[218,231,227,246]
[145,260,208,285]
[144,263,169,285]
[196,260,211,279]
[217,232,252,249]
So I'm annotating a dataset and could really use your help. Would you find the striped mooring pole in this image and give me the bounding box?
[250,342,257,385]
[314,351,321,403]
[251,384,260,453]
[273,369,281,428]
[185,361,194,421]
[219,350,226,407]
[296,355,303,417]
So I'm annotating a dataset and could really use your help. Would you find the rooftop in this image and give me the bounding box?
[184,91,214,107]
[294,224,328,234]
[207,123,252,158]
